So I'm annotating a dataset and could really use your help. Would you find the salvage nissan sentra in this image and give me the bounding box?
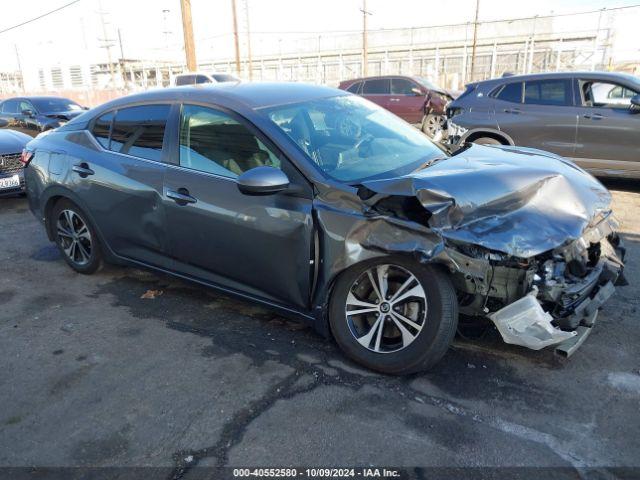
[23,83,625,374]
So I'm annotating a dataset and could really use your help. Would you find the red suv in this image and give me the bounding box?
[338,75,456,139]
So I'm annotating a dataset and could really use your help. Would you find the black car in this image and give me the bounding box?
[0,96,87,137]
[24,83,624,373]
[0,120,30,196]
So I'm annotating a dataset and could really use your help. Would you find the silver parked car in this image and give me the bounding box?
[446,72,640,178]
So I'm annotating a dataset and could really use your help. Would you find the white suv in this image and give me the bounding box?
[172,72,240,87]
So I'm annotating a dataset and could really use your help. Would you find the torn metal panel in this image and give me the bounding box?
[489,292,577,350]
[362,144,612,258]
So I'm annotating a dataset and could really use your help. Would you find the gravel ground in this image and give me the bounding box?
[1,182,639,478]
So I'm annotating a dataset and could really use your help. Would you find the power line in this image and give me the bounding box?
[0,0,82,35]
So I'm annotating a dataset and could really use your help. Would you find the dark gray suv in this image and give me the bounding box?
[446,72,640,178]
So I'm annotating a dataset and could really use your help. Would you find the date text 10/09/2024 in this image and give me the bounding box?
[233,468,401,478]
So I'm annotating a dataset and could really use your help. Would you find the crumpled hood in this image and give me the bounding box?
[362,144,612,258]
[0,129,31,155]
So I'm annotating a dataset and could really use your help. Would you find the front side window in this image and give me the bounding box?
[264,95,444,183]
[391,78,419,95]
[18,101,34,113]
[362,79,390,95]
[110,105,170,161]
[494,82,523,103]
[179,104,281,178]
[194,75,210,84]
[582,80,639,108]
[524,79,572,106]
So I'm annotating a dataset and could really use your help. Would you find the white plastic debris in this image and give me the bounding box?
[489,293,576,350]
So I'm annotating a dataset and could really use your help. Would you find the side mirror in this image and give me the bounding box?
[411,87,423,96]
[630,94,640,111]
[21,109,34,117]
[237,166,289,195]
[82,106,90,110]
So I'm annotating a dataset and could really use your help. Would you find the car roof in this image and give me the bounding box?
[475,71,639,86]
[1,96,73,102]
[340,75,415,84]
[94,82,348,111]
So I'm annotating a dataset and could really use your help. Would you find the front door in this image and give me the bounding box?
[388,77,425,124]
[163,103,314,310]
[573,78,640,175]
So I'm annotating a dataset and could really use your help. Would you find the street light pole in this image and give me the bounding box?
[231,0,241,75]
[361,0,371,77]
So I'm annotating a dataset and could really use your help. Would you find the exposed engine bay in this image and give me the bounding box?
[346,143,627,356]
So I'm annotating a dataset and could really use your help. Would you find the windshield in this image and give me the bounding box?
[263,95,445,183]
[32,98,82,113]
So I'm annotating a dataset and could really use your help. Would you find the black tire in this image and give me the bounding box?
[51,199,103,274]
[472,136,502,145]
[329,257,458,375]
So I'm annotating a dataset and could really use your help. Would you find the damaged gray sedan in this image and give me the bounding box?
[24,83,625,374]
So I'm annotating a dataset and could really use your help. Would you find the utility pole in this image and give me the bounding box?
[180,0,197,71]
[242,0,253,80]
[117,28,127,87]
[14,45,25,92]
[97,0,116,87]
[231,0,241,75]
[360,0,372,77]
[469,0,480,82]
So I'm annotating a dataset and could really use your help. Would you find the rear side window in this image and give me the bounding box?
[362,79,390,95]
[391,78,418,95]
[110,105,170,161]
[494,82,523,103]
[346,82,361,93]
[91,111,113,149]
[194,75,210,84]
[524,79,572,106]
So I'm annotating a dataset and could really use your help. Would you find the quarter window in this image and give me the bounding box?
[91,111,113,149]
[362,79,390,95]
[110,105,170,161]
[179,104,281,178]
[524,79,572,106]
[495,82,523,103]
[346,82,361,93]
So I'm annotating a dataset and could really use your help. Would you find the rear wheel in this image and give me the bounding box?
[329,257,458,375]
[51,199,103,274]
[471,136,502,145]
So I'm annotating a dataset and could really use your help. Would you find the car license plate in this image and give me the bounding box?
[0,175,20,190]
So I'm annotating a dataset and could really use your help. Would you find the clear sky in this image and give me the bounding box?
[1,0,639,70]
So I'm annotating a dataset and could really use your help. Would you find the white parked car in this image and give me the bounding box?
[172,72,240,87]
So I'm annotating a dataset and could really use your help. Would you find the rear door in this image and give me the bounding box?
[74,104,173,268]
[361,78,391,111]
[388,77,425,124]
[573,78,640,174]
[493,78,579,157]
[162,103,314,310]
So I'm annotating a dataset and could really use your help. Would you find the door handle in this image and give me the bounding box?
[583,113,604,120]
[389,98,400,102]
[72,163,94,177]
[504,108,521,114]
[166,188,197,205]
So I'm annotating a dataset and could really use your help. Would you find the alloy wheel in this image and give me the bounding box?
[345,264,428,353]
[424,114,446,139]
[56,209,92,266]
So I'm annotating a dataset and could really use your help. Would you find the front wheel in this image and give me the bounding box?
[329,258,458,375]
[421,113,446,139]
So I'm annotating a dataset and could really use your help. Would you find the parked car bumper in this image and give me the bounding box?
[0,153,25,197]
